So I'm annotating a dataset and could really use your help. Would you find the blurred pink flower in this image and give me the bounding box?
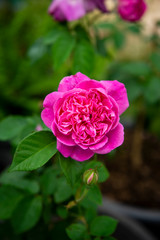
[118,0,147,22]
[41,72,129,161]
[48,0,107,22]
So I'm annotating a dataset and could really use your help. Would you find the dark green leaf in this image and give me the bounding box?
[122,62,150,76]
[127,24,141,34]
[96,37,107,57]
[57,206,68,219]
[85,207,97,224]
[113,31,125,49]
[28,38,47,62]
[73,39,95,76]
[59,154,84,186]
[9,131,57,172]
[43,197,52,224]
[150,52,160,72]
[124,78,142,102]
[52,31,76,69]
[11,195,42,234]
[95,22,115,30]
[0,186,23,220]
[90,216,117,237]
[43,27,65,45]
[0,171,39,194]
[0,116,28,141]
[144,77,160,104]
[40,166,60,195]
[66,223,86,240]
[87,185,102,205]
[104,237,116,240]
[54,176,73,203]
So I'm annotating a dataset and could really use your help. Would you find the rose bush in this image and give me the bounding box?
[48,0,107,22]
[118,0,147,22]
[41,72,129,161]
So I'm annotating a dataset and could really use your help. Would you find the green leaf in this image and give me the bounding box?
[0,170,39,194]
[59,154,84,187]
[90,216,117,237]
[11,195,42,234]
[124,78,142,102]
[144,77,160,104]
[0,172,39,194]
[87,185,102,205]
[85,160,109,183]
[96,37,107,57]
[0,185,23,220]
[43,27,64,45]
[9,131,57,172]
[52,31,76,69]
[113,30,125,49]
[127,24,141,34]
[122,62,151,76]
[28,38,47,62]
[54,176,73,203]
[40,166,60,195]
[0,116,28,141]
[43,196,52,224]
[57,206,68,219]
[73,39,95,76]
[150,52,160,72]
[95,22,115,30]
[85,207,97,224]
[66,223,87,240]
[104,237,116,240]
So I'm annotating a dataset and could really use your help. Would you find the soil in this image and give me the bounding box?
[100,128,160,210]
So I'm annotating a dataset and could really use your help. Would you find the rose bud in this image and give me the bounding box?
[118,0,147,22]
[83,169,98,186]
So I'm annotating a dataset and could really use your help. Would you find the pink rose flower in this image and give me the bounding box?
[118,0,147,22]
[41,72,129,161]
[48,0,107,22]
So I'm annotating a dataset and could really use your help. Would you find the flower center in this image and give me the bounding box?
[57,89,118,146]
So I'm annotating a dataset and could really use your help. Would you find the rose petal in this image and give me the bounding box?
[48,0,65,21]
[76,80,106,92]
[85,0,108,13]
[89,135,108,151]
[43,91,64,108]
[52,122,76,146]
[101,80,129,115]
[70,146,94,161]
[57,140,74,158]
[41,108,54,129]
[94,123,124,154]
[60,0,86,21]
[58,72,90,92]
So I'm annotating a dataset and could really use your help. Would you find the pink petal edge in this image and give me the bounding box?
[43,91,64,108]
[58,72,90,92]
[57,140,94,161]
[41,108,54,129]
[57,140,74,158]
[94,123,124,154]
[70,145,94,161]
[52,122,76,146]
[101,80,129,115]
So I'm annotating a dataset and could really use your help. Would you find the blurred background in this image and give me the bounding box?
[0,0,160,239]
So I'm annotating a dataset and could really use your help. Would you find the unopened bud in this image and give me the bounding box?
[83,169,98,186]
